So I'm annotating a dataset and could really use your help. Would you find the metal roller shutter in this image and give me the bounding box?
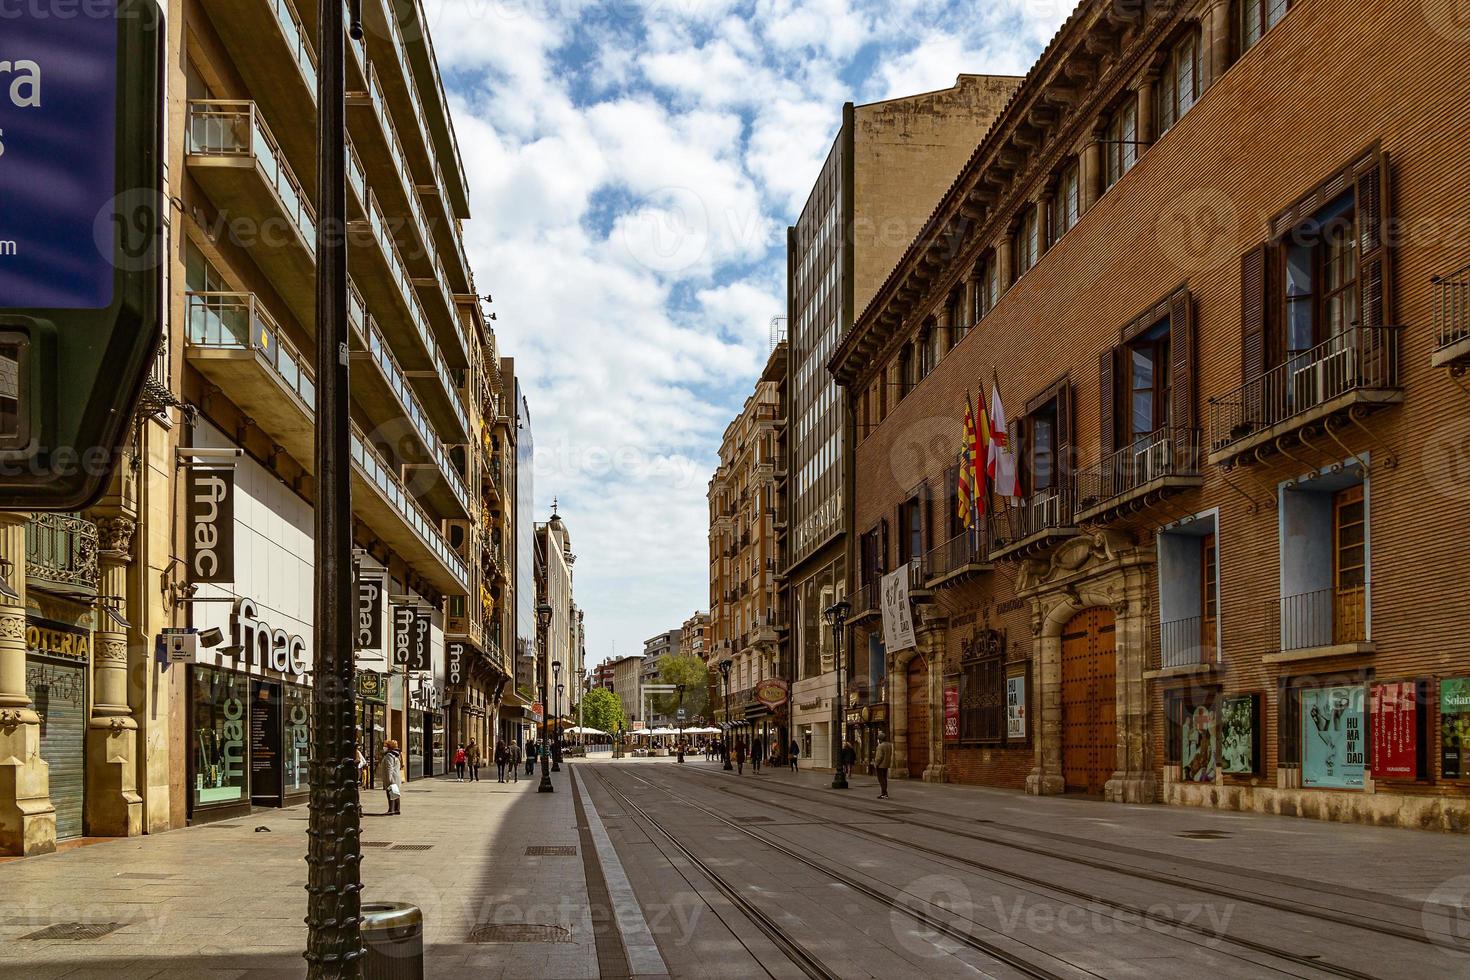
[26,657,87,840]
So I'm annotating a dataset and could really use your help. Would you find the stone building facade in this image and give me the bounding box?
[833,0,1470,829]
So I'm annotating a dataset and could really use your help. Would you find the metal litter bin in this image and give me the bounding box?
[362,902,423,980]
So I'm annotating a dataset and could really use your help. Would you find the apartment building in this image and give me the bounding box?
[785,75,1021,770]
[681,611,711,662]
[831,0,1470,829]
[535,509,580,725]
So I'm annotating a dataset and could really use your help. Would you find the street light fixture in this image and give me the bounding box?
[552,662,563,772]
[718,660,733,771]
[824,599,852,791]
[676,683,687,764]
[537,603,554,794]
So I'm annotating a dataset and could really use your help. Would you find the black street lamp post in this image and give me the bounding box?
[676,683,686,763]
[537,604,554,794]
[553,678,564,772]
[824,600,852,791]
[718,660,733,771]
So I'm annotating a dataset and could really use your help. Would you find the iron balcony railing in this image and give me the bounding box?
[1277,584,1369,652]
[1433,262,1470,354]
[26,514,99,595]
[854,578,881,615]
[924,525,987,583]
[992,487,1072,550]
[1157,615,1217,670]
[1208,326,1400,454]
[1074,428,1201,514]
[186,292,317,410]
[186,100,316,251]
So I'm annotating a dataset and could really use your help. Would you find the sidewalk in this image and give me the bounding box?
[0,767,603,979]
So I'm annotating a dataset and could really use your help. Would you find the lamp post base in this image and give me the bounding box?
[831,771,849,790]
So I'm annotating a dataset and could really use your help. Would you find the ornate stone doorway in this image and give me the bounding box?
[1060,608,1116,794]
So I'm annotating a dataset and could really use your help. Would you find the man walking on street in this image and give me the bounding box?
[466,739,481,783]
[873,732,893,800]
[789,737,800,772]
[751,734,764,774]
[734,737,746,775]
[509,740,521,782]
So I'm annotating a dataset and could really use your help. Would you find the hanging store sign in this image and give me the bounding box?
[943,686,959,741]
[1442,678,1470,780]
[446,640,474,688]
[25,618,91,662]
[754,678,788,709]
[1301,686,1364,789]
[412,607,432,672]
[410,676,442,712]
[1219,694,1259,776]
[880,567,917,652]
[355,573,385,651]
[356,670,385,704]
[185,467,235,584]
[1371,681,1419,780]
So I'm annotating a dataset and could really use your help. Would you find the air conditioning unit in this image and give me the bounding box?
[1031,492,1060,530]
[1134,437,1171,485]
[1291,343,1359,410]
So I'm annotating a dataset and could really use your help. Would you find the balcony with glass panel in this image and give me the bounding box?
[184,291,318,468]
[414,251,473,369]
[185,101,318,329]
[395,0,472,222]
[195,0,319,183]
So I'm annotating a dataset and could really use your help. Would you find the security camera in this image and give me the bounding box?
[199,626,225,649]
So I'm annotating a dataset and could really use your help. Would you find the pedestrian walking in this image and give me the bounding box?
[495,740,510,782]
[526,739,538,775]
[841,739,857,780]
[510,741,521,782]
[789,738,800,772]
[734,737,747,775]
[377,740,402,816]
[466,739,481,782]
[751,735,764,774]
[453,744,467,781]
[873,732,893,799]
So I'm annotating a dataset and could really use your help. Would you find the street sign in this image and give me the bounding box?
[0,1,164,509]
[677,708,686,720]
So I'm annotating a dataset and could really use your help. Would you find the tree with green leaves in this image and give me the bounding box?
[656,655,711,721]
[580,687,626,735]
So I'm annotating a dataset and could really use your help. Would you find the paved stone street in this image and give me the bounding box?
[5,757,1470,978]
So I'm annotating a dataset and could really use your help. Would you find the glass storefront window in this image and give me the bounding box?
[408,714,425,780]
[283,683,311,796]
[193,667,249,807]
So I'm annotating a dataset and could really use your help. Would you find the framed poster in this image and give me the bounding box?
[943,685,959,742]
[1441,677,1470,780]
[1370,681,1419,780]
[1301,686,1365,789]
[1181,703,1217,783]
[1006,675,1026,740]
[1219,694,1259,776]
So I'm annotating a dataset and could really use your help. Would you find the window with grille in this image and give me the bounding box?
[1104,97,1138,189]
[1157,31,1200,136]
[959,641,1005,744]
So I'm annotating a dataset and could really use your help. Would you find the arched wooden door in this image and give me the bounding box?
[1060,608,1117,794]
[906,656,929,776]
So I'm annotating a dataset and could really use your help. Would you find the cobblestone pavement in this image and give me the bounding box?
[6,757,1470,979]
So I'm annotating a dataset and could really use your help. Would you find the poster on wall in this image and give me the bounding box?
[1219,695,1258,775]
[1302,686,1365,789]
[1181,704,1217,783]
[1006,675,1026,740]
[943,686,959,741]
[880,567,917,652]
[1440,678,1470,780]
[1370,681,1419,780]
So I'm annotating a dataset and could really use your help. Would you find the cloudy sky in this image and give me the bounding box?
[422,0,1073,668]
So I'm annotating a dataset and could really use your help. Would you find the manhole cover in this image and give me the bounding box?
[391,844,433,851]
[362,842,394,848]
[115,873,175,880]
[1176,830,1232,840]
[19,922,126,941]
[524,845,577,856]
[468,923,572,944]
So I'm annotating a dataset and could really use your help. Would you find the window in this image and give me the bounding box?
[1049,161,1081,243]
[1239,0,1289,55]
[1028,399,1058,492]
[1015,206,1040,278]
[1104,97,1138,189]
[899,497,923,565]
[898,346,913,399]
[959,643,1005,743]
[1127,320,1171,444]
[1101,289,1194,462]
[1157,31,1200,135]
[1201,534,1218,653]
[860,527,882,585]
[1333,485,1366,644]
[1157,514,1219,669]
[973,255,999,324]
[1284,192,1358,360]
[948,290,967,346]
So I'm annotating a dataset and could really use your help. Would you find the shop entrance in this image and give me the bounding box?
[906,655,929,777]
[1060,608,1117,794]
[26,656,87,840]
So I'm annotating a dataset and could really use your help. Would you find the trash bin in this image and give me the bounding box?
[362,902,423,980]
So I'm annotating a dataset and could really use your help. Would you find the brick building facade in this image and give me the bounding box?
[832,0,1470,829]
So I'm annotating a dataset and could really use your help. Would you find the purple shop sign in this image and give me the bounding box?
[0,2,120,310]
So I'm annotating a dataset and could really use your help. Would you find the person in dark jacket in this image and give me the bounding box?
[734,737,747,775]
[525,739,537,775]
[789,738,800,772]
[751,735,765,774]
[840,740,857,779]
[495,740,510,782]
[466,739,481,782]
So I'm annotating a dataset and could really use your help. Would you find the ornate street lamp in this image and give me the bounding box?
[537,603,554,794]
[676,683,687,764]
[718,659,733,771]
[552,663,563,772]
[824,600,852,791]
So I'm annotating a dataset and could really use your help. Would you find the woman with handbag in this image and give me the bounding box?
[377,740,403,815]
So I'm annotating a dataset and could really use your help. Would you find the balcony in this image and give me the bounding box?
[1072,428,1203,524]
[1432,263,1470,369]
[988,489,1076,562]
[395,0,471,220]
[923,527,992,588]
[195,0,319,181]
[850,578,881,623]
[414,250,474,369]
[26,514,99,598]
[185,292,317,467]
[1207,326,1402,467]
[750,614,779,646]
[1149,616,1219,676]
[1266,585,1372,663]
[349,424,469,594]
[185,101,317,329]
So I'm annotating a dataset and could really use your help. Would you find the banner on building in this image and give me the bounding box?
[1301,686,1365,789]
[1371,681,1419,779]
[185,467,235,584]
[943,686,959,741]
[1442,677,1470,780]
[391,605,415,669]
[411,607,432,672]
[1006,675,1026,740]
[880,567,917,652]
[355,572,385,652]
[1219,694,1258,775]
[446,640,472,689]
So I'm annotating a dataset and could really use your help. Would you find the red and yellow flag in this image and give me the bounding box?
[959,395,983,526]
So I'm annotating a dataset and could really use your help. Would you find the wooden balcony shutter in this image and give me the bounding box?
[1169,290,1195,431]
[1056,382,1073,482]
[880,517,890,573]
[1098,348,1118,458]
[918,480,931,559]
[1009,419,1025,497]
[1240,244,1269,385]
[1354,151,1392,329]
